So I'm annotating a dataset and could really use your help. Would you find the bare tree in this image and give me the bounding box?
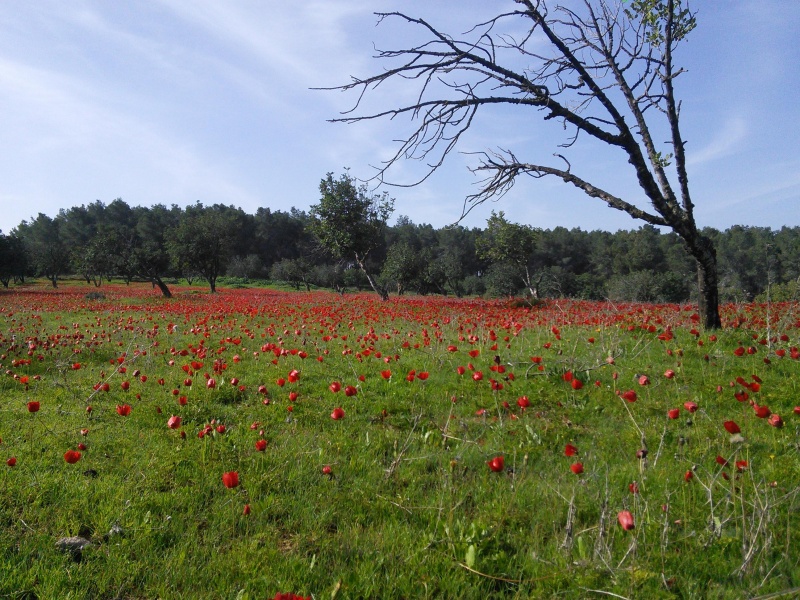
[322,0,722,328]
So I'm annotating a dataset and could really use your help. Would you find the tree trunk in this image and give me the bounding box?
[153,276,172,298]
[687,235,722,329]
[209,277,217,293]
[354,254,389,301]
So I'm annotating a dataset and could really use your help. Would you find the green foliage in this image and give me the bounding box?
[483,262,523,297]
[270,258,312,291]
[4,197,800,306]
[309,171,394,299]
[167,203,241,293]
[477,211,535,264]
[15,213,71,287]
[626,0,697,46]
[308,172,394,264]
[606,269,690,303]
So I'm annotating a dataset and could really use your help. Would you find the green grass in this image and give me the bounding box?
[0,285,799,599]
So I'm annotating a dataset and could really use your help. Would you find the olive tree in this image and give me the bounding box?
[308,171,394,300]
[324,0,722,327]
[476,211,541,298]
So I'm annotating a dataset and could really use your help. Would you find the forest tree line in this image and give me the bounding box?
[0,197,798,303]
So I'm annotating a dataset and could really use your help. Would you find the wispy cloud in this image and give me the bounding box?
[0,55,257,216]
[687,115,748,166]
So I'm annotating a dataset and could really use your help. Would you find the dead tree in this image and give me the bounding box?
[322,0,721,328]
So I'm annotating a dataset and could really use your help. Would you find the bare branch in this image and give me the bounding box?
[462,149,669,227]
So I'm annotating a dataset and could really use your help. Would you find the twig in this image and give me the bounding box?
[579,589,631,600]
[456,561,560,584]
[560,490,576,552]
[384,413,422,479]
[748,588,800,600]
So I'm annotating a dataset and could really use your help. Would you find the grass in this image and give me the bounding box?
[0,283,799,599]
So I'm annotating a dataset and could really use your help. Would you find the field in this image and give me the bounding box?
[1,283,799,599]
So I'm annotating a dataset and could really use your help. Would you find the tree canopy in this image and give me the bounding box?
[308,171,394,300]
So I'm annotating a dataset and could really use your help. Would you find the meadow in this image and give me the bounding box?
[1,283,799,599]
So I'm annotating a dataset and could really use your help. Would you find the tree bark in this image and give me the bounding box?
[354,253,389,301]
[152,276,172,298]
[681,234,721,329]
[694,237,722,329]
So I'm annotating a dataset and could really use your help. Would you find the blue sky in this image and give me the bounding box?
[1,1,798,235]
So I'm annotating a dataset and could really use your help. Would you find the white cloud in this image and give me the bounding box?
[687,116,748,166]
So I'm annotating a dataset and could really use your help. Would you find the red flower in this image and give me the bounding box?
[570,462,584,474]
[570,379,583,390]
[329,381,341,393]
[517,396,530,409]
[723,420,740,434]
[736,460,748,472]
[330,407,345,420]
[255,439,268,452]
[663,369,675,379]
[768,413,783,428]
[167,415,182,429]
[667,408,680,419]
[716,455,729,467]
[754,404,771,419]
[27,401,40,413]
[564,443,578,457]
[487,456,504,472]
[617,510,635,531]
[322,465,332,475]
[116,404,131,416]
[417,371,429,381]
[7,456,17,467]
[683,401,698,413]
[63,450,82,464]
[243,504,251,515]
[206,378,216,389]
[629,482,639,494]
[684,470,694,482]
[381,370,392,380]
[222,471,239,489]
[622,390,637,403]
[638,375,650,386]
[344,385,358,397]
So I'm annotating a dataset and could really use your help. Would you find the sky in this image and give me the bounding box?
[1,1,798,235]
